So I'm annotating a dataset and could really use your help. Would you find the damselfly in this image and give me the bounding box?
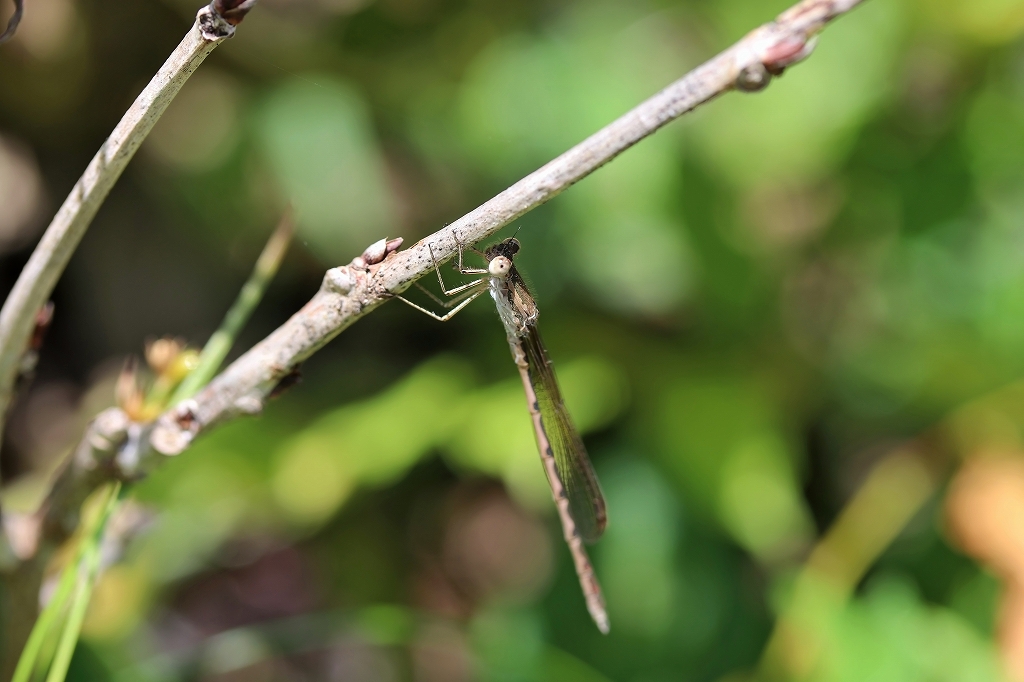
[395,236,609,634]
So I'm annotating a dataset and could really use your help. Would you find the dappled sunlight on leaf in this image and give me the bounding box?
[657,375,813,562]
[272,357,475,525]
[455,1,695,314]
[598,458,680,637]
[717,433,814,563]
[257,77,398,261]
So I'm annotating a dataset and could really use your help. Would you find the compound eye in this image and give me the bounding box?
[488,256,511,277]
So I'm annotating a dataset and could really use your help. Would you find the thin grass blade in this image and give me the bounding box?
[171,210,294,403]
[43,483,122,682]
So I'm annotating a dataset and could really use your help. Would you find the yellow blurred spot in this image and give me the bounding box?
[717,434,814,562]
[12,0,77,61]
[918,0,1024,43]
[82,565,147,640]
[145,337,185,375]
[0,134,44,255]
[146,70,242,172]
[560,356,629,433]
[272,440,355,525]
[167,349,201,383]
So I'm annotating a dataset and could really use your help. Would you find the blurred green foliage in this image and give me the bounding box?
[3,0,1024,679]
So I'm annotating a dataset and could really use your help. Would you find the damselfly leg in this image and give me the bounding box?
[395,287,486,322]
[450,235,489,277]
[394,237,488,321]
[431,245,487,296]
[412,281,481,309]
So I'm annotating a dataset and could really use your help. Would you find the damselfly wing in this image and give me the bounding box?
[519,324,607,543]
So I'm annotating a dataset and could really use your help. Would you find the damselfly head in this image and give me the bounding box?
[488,256,512,278]
[485,237,520,261]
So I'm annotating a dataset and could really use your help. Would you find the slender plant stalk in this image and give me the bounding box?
[0,1,255,466]
[171,212,295,404]
[43,539,100,682]
[10,560,77,682]
[12,483,122,682]
[5,211,291,674]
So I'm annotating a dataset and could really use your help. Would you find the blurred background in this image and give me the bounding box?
[1,0,1023,679]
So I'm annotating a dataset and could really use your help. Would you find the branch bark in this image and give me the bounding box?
[34,0,867,553]
[0,1,257,458]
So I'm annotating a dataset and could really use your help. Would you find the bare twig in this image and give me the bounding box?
[28,0,865,553]
[0,0,23,45]
[0,1,258,462]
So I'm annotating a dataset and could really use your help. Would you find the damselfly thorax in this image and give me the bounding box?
[483,240,538,342]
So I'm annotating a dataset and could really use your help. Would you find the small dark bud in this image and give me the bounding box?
[30,302,55,351]
[762,35,818,75]
[736,63,771,92]
[362,239,388,265]
[270,367,302,399]
[212,0,258,26]
[173,404,199,432]
[362,236,403,265]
